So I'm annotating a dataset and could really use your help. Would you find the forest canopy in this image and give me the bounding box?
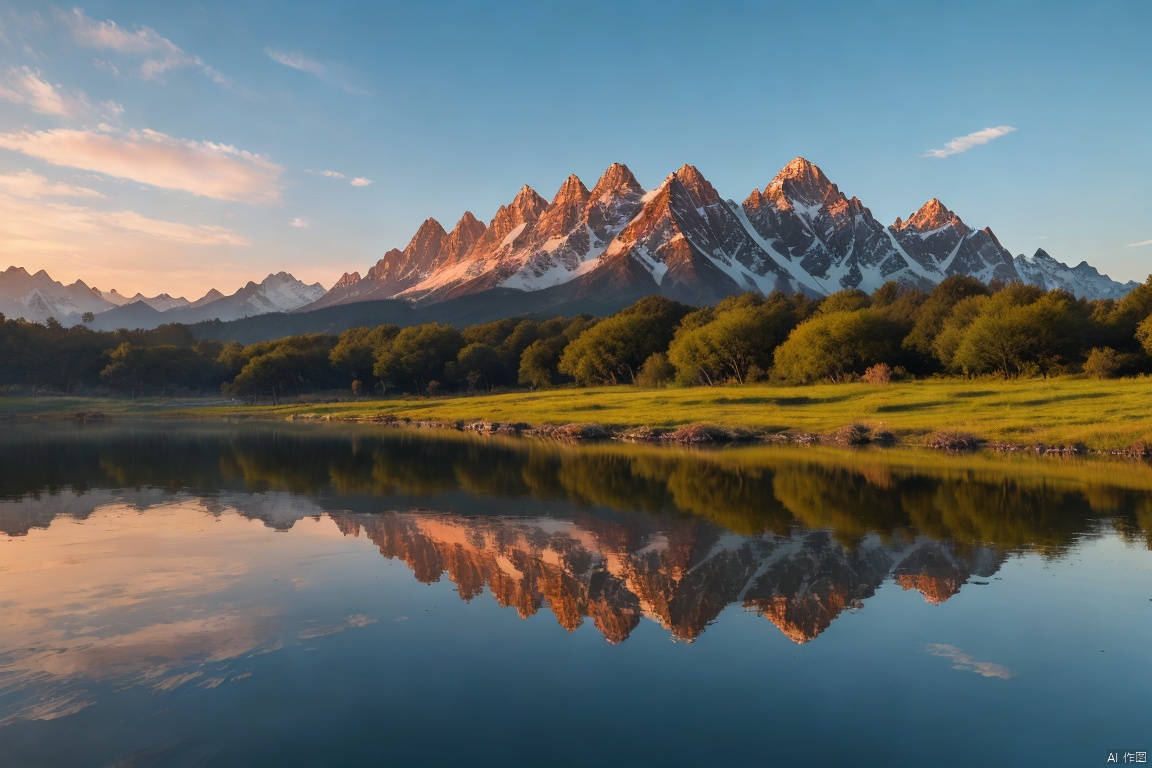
[3,275,1152,401]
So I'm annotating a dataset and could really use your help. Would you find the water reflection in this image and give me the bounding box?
[336,509,1005,643]
[1,422,1149,647]
[1,421,1149,765]
[3,421,1151,547]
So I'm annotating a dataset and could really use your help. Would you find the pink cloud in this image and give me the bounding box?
[0,191,250,247]
[0,66,87,118]
[0,127,282,203]
[0,170,104,199]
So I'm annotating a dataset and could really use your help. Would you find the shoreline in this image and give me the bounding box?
[6,377,1152,459]
[282,411,1151,459]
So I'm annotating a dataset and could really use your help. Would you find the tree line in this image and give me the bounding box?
[3,275,1152,400]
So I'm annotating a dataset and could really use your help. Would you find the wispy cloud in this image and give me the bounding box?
[312,169,372,188]
[0,191,249,249]
[264,47,368,95]
[1127,239,1152,248]
[926,644,1015,679]
[265,48,325,77]
[101,209,249,245]
[923,126,1016,158]
[289,217,309,229]
[0,127,282,203]
[0,170,104,199]
[64,9,229,87]
[0,66,87,118]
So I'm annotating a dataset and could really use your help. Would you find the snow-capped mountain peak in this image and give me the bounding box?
[895,198,963,234]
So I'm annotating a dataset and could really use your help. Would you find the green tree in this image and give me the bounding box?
[772,309,905,383]
[668,292,808,385]
[816,289,870,315]
[330,325,399,389]
[558,296,690,386]
[227,334,338,403]
[634,352,676,388]
[902,275,991,371]
[449,342,503,392]
[952,288,1089,378]
[932,295,989,372]
[1137,314,1152,356]
[373,322,463,394]
[518,337,567,389]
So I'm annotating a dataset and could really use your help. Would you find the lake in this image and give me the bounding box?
[1,420,1150,767]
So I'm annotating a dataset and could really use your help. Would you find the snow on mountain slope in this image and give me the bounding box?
[1014,248,1138,299]
[87,273,325,330]
[890,199,1021,284]
[0,266,115,324]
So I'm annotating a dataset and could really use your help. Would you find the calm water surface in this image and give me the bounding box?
[1,421,1150,767]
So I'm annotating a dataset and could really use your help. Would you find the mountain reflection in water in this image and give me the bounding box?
[2,421,1150,647]
[3,421,1152,767]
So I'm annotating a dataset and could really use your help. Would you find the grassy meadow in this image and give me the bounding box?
[7,376,1150,451]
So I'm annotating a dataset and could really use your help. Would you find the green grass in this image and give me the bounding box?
[7,377,1148,451]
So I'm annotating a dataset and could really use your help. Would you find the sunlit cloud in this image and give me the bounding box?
[926,643,1015,679]
[0,500,367,725]
[0,66,88,118]
[0,170,104,199]
[317,169,345,178]
[1127,239,1152,248]
[0,127,282,203]
[923,126,1017,158]
[101,210,250,245]
[63,8,229,87]
[289,217,309,229]
[0,191,249,247]
[264,46,368,95]
[350,177,372,187]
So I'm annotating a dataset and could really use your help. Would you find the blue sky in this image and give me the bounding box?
[0,0,1148,297]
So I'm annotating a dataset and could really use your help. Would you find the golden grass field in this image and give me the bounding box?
[7,376,1151,451]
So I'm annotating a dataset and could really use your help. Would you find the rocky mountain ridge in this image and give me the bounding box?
[2,157,1141,329]
[316,157,1139,311]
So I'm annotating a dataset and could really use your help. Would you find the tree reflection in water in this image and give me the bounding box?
[2,420,1149,643]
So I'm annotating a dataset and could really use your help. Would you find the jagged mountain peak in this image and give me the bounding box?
[412,217,448,238]
[779,156,821,178]
[549,174,590,206]
[764,157,841,210]
[405,217,448,255]
[590,162,643,199]
[895,198,962,232]
[333,271,361,289]
[772,157,832,188]
[445,211,487,261]
[453,210,482,230]
[511,185,547,216]
[672,164,722,206]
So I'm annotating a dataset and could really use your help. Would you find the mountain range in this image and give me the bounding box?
[0,267,324,327]
[0,158,1140,331]
[314,157,1138,313]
